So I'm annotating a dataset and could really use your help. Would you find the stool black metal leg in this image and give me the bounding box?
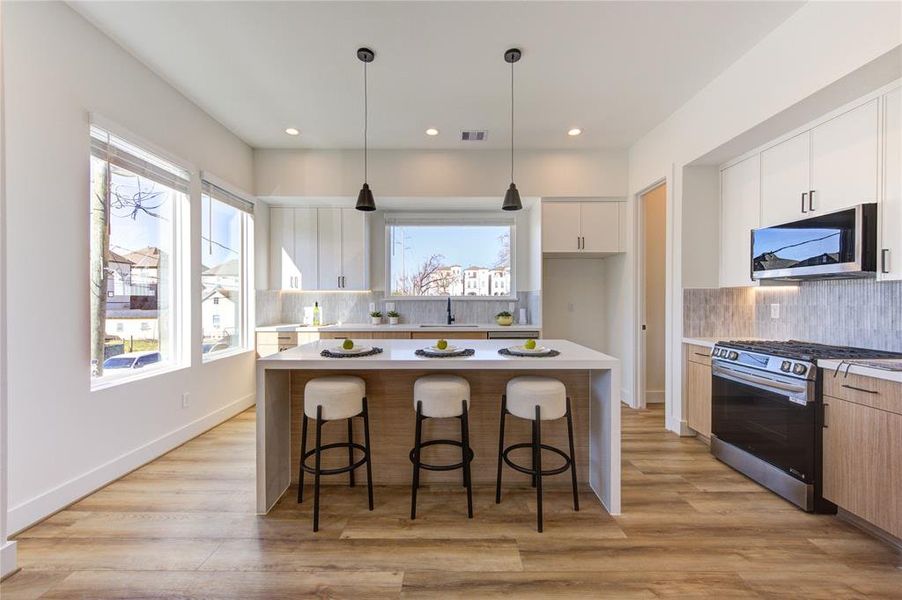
[362,397,374,511]
[495,395,507,504]
[297,413,308,503]
[531,418,538,489]
[461,400,473,518]
[313,405,323,533]
[411,400,423,519]
[535,404,544,533]
[566,397,580,512]
[347,418,356,488]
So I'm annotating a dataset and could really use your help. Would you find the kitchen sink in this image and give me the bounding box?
[418,324,480,328]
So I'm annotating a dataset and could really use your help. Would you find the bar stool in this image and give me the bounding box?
[410,375,474,519]
[297,376,374,532]
[495,376,579,532]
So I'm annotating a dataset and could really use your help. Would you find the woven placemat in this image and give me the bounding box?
[415,348,476,358]
[320,347,384,358]
[497,348,560,358]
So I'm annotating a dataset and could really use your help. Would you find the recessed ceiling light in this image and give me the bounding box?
[285,127,300,136]
[568,128,582,136]
[425,128,439,136]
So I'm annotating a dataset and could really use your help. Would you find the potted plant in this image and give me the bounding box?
[387,310,400,325]
[495,311,513,326]
[370,310,383,325]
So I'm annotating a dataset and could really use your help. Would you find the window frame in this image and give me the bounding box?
[199,171,255,363]
[89,116,193,391]
[383,212,517,301]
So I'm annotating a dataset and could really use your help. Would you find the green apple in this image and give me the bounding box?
[342,339,354,350]
[524,339,537,350]
[436,339,448,350]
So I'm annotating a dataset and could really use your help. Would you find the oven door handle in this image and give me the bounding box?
[712,364,810,400]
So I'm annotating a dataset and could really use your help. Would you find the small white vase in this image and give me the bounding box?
[389,317,399,325]
[371,317,382,325]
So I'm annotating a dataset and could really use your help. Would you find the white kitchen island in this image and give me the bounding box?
[256,338,621,515]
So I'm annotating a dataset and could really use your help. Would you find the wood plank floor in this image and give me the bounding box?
[3,405,901,599]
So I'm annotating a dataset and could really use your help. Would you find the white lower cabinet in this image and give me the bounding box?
[719,155,759,288]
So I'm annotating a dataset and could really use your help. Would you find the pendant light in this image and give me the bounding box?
[502,48,522,211]
[355,47,376,211]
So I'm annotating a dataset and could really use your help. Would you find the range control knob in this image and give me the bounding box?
[727,351,739,361]
[781,361,792,372]
[792,363,808,376]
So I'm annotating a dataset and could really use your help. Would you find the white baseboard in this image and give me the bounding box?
[0,540,17,579]
[619,387,632,407]
[666,415,693,436]
[645,390,665,403]
[9,393,255,535]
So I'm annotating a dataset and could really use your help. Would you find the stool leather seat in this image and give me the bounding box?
[304,376,365,420]
[414,375,470,418]
[505,376,566,421]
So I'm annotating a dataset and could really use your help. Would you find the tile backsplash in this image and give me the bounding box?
[256,290,541,327]
[684,279,902,352]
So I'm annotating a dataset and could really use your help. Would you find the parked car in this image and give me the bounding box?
[102,351,161,370]
[202,342,230,354]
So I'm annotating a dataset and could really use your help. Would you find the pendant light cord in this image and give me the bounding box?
[510,59,514,184]
[364,60,368,184]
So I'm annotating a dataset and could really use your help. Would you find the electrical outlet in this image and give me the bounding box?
[508,302,516,312]
[770,303,780,319]
[181,393,191,409]
[368,302,376,313]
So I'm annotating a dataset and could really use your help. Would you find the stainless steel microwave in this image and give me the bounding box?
[751,203,877,281]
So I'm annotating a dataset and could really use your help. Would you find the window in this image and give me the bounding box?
[90,125,189,383]
[386,218,513,297]
[201,178,253,357]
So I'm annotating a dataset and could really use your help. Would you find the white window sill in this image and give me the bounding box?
[202,347,255,364]
[91,362,189,392]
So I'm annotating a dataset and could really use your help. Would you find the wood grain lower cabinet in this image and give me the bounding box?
[684,344,712,439]
[823,395,902,539]
[256,331,319,357]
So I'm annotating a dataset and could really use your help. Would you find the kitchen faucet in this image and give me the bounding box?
[446,297,455,325]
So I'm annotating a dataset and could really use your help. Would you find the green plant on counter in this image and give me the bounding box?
[495,311,512,318]
[370,311,383,318]
[387,310,400,318]
[495,310,514,326]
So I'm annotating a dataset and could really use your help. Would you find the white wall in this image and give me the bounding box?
[3,2,256,532]
[642,185,666,401]
[255,148,628,198]
[542,258,607,350]
[626,1,902,433]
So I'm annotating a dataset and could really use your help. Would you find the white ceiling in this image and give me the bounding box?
[71,1,803,150]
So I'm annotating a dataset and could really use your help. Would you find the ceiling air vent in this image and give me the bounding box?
[461,130,488,142]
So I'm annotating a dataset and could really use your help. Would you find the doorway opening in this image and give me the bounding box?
[638,182,667,417]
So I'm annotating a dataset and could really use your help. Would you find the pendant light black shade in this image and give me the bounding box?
[356,47,376,211]
[503,48,523,211]
[502,183,521,211]
[356,182,376,211]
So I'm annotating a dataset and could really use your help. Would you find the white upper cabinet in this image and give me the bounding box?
[580,202,622,253]
[881,86,902,281]
[269,207,368,291]
[542,202,581,253]
[720,155,760,288]
[761,132,810,226]
[340,208,368,290]
[542,200,623,255]
[316,208,343,290]
[810,99,879,213]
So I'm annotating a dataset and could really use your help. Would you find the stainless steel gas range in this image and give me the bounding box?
[709,340,902,512]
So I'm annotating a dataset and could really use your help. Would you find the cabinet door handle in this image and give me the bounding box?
[694,352,710,358]
[577,236,581,250]
[341,276,346,288]
[841,384,878,395]
[823,402,829,429]
[801,192,807,213]
[809,190,815,212]
[881,249,890,274]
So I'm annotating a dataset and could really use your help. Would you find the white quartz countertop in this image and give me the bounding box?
[682,336,769,349]
[257,338,617,370]
[256,322,541,333]
[817,359,902,383]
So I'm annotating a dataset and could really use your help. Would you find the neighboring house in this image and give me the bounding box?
[122,246,161,308]
[105,250,133,310]
[104,309,160,340]
[202,258,240,290]
[433,265,463,296]
[201,287,237,342]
